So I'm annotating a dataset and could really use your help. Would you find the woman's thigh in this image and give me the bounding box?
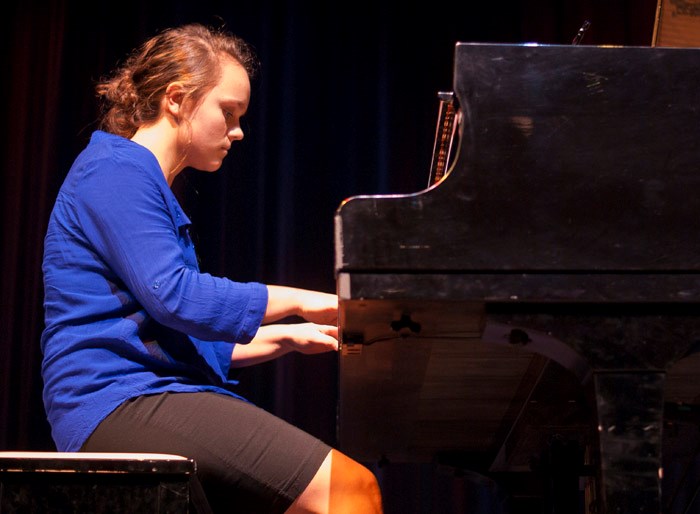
[81,392,331,514]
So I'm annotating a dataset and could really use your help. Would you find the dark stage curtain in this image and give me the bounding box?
[0,0,660,509]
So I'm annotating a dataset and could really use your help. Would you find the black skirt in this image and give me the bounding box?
[81,391,331,514]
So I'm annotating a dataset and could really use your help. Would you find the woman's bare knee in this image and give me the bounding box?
[286,449,382,513]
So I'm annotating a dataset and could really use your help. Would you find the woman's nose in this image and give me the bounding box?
[228,126,244,141]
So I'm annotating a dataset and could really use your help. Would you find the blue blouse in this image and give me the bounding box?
[41,131,268,452]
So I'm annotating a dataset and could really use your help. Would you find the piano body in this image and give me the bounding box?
[335,43,700,514]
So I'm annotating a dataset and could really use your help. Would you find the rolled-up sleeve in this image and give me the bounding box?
[73,152,267,344]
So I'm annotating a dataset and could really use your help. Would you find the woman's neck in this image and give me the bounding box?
[131,118,183,186]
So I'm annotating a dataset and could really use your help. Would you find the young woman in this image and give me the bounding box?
[41,23,382,514]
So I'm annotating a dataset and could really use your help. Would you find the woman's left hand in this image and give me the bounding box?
[231,322,338,368]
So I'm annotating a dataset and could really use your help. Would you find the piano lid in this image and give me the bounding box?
[335,43,700,274]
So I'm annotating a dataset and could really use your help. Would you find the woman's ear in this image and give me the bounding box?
[163,82,186,119]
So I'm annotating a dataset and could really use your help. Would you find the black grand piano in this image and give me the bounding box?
[334,43,700,514]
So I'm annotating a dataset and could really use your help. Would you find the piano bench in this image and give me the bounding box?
[0,451,212,513]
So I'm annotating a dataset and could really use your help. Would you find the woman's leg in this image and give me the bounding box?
[81,392,350,514]
[286,449,383,514]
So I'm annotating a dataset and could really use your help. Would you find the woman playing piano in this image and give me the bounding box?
[40,23,382,514]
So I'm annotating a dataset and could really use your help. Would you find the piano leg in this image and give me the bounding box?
[593,371,665,514]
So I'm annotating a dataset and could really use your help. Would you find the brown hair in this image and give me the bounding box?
[96,23,258,138]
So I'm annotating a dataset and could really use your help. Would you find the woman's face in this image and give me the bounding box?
[181,58,251,172]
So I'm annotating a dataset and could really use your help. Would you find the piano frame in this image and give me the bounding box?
[335,43,700,514]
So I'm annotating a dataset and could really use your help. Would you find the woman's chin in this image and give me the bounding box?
[196,161,223,173]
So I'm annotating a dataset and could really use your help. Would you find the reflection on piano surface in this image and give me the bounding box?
[335,43,700,514]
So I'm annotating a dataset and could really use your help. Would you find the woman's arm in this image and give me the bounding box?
[230,322,338,368]
[263,286,338,325]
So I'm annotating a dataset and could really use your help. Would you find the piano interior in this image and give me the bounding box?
[335,43,700,513]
